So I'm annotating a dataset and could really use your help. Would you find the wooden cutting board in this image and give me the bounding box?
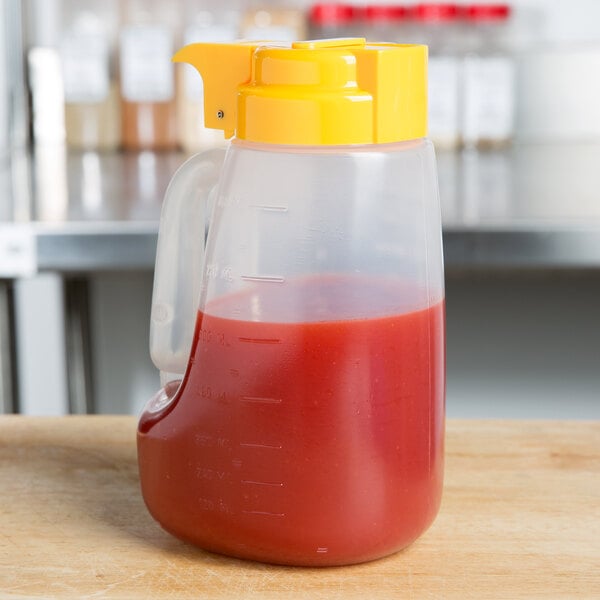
[0,417,598,599]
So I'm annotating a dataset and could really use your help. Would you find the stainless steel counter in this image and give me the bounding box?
[1,142,600,275]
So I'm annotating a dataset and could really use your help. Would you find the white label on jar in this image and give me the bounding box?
[61,33,110,103]
[428,56,460,147]
[120,26,174,103]
[462,56,515,143]
[183,25,237,100]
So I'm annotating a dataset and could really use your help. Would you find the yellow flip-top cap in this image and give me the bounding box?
[174,38,427,146]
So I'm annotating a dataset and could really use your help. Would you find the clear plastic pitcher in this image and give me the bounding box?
[138,38,445,566]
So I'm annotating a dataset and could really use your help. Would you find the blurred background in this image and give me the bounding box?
[0,0,599,417]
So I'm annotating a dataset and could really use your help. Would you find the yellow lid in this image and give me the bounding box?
[174,38,427,146]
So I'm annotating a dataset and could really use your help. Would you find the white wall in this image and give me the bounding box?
[508,0,600,44]
[507,0,600,141]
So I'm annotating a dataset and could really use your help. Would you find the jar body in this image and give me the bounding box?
[138,139,445,566]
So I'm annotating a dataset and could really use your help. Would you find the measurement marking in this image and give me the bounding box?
[241,396,282,404]
[242,510,285,517]
[249,204,288,212]
[229,369,240,377]
[239,442,282,450]
[240,275,285,283]
[241,480,284,487]
[316,547,329,554]
[238,337,281,344]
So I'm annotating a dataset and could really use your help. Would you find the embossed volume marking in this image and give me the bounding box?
[316,547,329,554]
[248,204,288,212]
[238,337,281,344]
[240,275,285,283]
[240,396,282,404]
[239,442,282,449]
[241,480,284,487]
[242,510,285,517]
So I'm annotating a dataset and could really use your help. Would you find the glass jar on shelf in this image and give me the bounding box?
[461,3,515,149]
[26,0,66,146]
[119,0,180,151]
[362,5,409,44]
[241,0,305,43]
[60,0,120,151]
[177,0,240,153]
[412,3,462,150]
[308,3,361,40]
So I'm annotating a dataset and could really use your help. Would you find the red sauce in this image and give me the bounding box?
[138,276,445,566]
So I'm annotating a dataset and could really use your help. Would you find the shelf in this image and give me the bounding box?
[1,143,600,275]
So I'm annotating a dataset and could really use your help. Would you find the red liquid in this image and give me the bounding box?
[138,277,445,566]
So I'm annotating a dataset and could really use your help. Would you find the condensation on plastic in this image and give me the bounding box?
[150,147,225,383]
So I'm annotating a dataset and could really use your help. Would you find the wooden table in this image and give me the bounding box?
[0,417,598,599]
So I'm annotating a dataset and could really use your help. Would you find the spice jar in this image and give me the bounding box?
[61,0,120,150]
[413,3,462,150]
[119,0,179,150]
[461,3,515,149]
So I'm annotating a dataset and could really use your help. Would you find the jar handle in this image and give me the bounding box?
[149,148,225,385]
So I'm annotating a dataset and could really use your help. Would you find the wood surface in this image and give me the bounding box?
[0,417,598,599]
